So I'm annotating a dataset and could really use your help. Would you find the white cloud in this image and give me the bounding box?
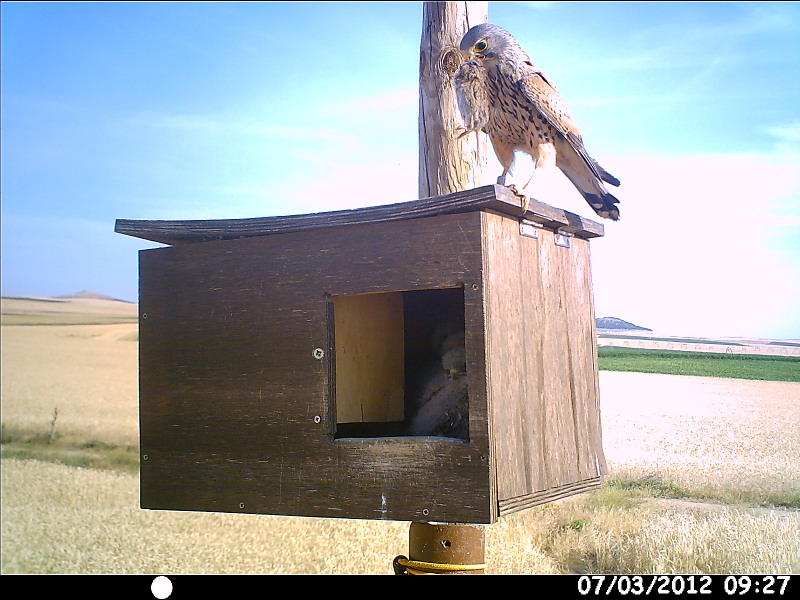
[766,121,800,153]
[337,88,418,115]
[136,111,357,145]
[148,113,221,132]
[518,2,558,11]
[270,158,420,215]
[588,152,800,339]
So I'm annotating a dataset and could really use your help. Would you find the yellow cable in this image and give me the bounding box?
[394,556,486,574]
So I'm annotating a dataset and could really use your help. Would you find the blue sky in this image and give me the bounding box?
[2,2,799,339]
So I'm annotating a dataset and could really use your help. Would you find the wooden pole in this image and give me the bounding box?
[418,1,489,198]
[397,1,489,574]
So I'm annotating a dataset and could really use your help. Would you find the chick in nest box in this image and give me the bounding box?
[408,319,469,440]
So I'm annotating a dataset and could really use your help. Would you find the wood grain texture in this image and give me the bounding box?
[419,1,489,198]
[134,202,605,524]
[498,477,603,514]
[480,211,606,513]
[115,185,604,246]
[139,211,494,523]
[333,293,405,423]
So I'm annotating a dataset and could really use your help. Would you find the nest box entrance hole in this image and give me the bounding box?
[331,286,468,441]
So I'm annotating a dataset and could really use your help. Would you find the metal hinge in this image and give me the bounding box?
[554,229,573,248]
[519,219,542,239]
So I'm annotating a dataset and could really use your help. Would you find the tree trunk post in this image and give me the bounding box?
[418,1,489,199]
[396,1,489,575]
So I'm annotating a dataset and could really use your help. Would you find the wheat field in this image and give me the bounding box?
[1,298,799,574]
[3,458,799,574]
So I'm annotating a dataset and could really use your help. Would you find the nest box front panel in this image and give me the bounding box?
[138,212,494,523]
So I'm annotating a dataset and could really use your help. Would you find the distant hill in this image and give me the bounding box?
[2,293,138,325]
[596,317,652,332]
[55,291,134,303]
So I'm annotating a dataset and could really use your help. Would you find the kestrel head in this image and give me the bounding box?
[459,23,527,63]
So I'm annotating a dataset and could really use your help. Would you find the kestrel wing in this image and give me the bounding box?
[518,68,608,183]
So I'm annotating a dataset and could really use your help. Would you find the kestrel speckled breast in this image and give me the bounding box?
[454,23,621,220]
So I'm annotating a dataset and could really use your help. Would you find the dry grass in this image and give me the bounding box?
[2,459,797,574]
[600,372,800,506]
[1,322,139,446]
[488,498,800,574]
[1,297,799,574]
[0,459,410,574]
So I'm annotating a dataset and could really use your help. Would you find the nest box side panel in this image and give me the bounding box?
[480,211,606,515]
[137,211,493,523]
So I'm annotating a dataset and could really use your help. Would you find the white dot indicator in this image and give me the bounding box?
[151,576,173,599]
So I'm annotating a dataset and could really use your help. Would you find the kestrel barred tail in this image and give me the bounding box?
[455,23,621,220]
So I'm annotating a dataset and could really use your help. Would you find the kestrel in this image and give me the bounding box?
[455,24,621,220]
[407,320,468,440]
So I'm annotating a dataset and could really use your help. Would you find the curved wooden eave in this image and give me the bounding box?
[115,185,604,246]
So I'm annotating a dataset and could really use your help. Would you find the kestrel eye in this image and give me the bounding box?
[474,40,488,52]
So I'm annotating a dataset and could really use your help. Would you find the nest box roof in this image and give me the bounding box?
[115,185,604,246]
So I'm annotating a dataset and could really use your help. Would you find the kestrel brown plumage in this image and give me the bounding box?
[455,23,621,220]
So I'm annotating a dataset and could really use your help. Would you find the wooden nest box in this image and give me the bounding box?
[116,185,607,524]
